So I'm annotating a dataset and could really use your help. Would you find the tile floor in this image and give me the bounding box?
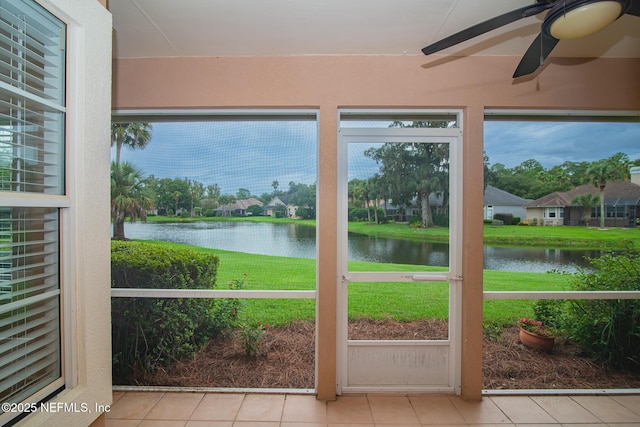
[105,390,640,426]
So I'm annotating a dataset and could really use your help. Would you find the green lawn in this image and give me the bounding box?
[351,220,639,249]
[127,217,635,328]
[348,221,450,242]
[482,224,639,248]
[139,241,570,327]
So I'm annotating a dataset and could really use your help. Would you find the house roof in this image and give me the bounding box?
[527,181,640,208]
[264,195,293,208]
[218,197,263,210]
[276,195,291,205]
[526,191,574,208]
[484,185,531,206]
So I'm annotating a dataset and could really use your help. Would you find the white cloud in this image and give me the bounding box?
[112,119,640,195]
[484,121,640,168]
[115,121,317,195]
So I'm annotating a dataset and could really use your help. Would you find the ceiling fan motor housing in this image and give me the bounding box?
[543,0,629,40]
[421,0,638,77]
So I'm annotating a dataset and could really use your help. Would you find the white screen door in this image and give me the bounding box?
[337,110,463,394]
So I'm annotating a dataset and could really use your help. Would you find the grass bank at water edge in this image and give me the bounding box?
[126,240,572,327]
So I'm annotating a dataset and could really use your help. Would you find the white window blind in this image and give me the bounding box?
[0,0,65,195]
[0,0,65,421]
[0,208,60,404]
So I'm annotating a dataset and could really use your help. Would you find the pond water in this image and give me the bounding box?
[123,221,598,273]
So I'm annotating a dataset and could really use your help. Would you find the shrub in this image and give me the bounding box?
[111,241,241,382]
[432,214,449,227]
[239,320,268,357]
[408,214,448,227]
[212,277,245,336]
[348,207,369,222]
[482,321,503,342]
[295,207,311,219]
[246,204,263,216]
[565,242,640,371]
[368,207,384,222]
[493,212,513,225]
[532,299,567,331]
[409,216,422,227]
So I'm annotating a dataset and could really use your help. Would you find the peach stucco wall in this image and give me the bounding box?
[112,55,640,109]
[112,54,640,401]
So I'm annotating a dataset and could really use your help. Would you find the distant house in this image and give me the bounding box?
[526,181,640,227]
[263,195,298,218]
[379,193,448,222]
[483,185,531,221]
[389,185,529,223]
[215,197,263,216]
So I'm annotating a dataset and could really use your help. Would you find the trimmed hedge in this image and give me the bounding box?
[493,212,514,225]
[111,241,238,382]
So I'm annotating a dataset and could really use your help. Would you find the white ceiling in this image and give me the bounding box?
[109,0,640,59]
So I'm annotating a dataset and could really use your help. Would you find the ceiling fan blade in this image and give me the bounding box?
[513,32,559,78]
[422,3,554,55]
[626,0,640,16]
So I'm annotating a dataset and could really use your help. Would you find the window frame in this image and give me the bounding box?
[110,109,320,391]
[2,0,113,425]
[483,109,640,393]
[0,0,68,422]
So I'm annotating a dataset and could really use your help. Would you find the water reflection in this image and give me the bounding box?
[348,233,450,266]
[483,246,599,273]
[124,221,594,272]
[125,221,316,258]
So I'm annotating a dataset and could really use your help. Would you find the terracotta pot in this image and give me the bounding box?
[519,327,555,353]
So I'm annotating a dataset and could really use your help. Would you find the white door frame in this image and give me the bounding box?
[336,110,463,394]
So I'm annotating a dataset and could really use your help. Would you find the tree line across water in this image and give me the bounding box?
[110,122,316,239]
[110,121,639,239]
[485,152,639,200]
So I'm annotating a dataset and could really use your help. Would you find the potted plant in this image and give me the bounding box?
[518,317,556,352]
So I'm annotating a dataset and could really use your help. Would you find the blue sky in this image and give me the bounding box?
[114,121,317,196]
[113,120,640,196]
[484,121,640,169]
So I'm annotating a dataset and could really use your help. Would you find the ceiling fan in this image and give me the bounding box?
[421,0,640,77]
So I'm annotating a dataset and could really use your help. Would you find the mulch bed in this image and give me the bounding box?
[484,326,640,390]
[133,319,640,390]
[142,321,315,389]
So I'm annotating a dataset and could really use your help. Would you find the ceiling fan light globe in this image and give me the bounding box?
[548,1,623,39]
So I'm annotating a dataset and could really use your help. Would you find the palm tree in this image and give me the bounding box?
[361,179,372,224]
[610,152,632,181]
[111,162,154,240]
[174,191,181,214]
[571,193,600,227]
[586,160,623,229]
[348,179,365,207]
[111,122,153,165]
